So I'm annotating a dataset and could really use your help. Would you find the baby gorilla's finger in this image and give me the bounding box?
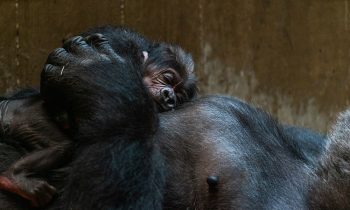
[85,33,124,62]
[63,36,94,56]
[46,48,72,66]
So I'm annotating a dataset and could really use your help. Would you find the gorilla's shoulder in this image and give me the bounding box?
[175,95,272,123]
[160,94,281,139]
[193,95,250,110]
[160,95,310,161]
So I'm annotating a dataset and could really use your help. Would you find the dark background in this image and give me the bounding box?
[0,0,349,132]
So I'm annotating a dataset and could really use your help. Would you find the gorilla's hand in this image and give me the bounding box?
[40,34,155,138]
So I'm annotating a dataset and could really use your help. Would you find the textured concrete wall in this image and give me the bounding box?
[0,0,349,132]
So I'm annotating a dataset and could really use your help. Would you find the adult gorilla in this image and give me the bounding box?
[0,34,164,209]
[0,34,326,209]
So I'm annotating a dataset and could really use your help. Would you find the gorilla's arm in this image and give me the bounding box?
[40,34,164,210]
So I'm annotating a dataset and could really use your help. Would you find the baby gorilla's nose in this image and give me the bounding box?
[161,88,170,98]
[161,87,176,108]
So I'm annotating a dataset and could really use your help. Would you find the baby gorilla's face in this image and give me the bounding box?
[143,68,180,111]
[141,43,197,112]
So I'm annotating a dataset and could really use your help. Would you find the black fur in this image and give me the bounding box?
[0,33,165,209]
[0,26,196,208]
[41,34,164,210]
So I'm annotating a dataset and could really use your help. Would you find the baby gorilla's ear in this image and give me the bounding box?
[142,51,149,63]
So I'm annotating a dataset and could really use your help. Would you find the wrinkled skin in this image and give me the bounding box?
[142,42,197,111]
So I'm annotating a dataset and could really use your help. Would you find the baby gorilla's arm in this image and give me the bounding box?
[0,98,72,207]
[0,143,70,207]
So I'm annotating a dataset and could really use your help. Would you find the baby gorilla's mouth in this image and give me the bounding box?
[164,98,176,108]
[155,97,176,112]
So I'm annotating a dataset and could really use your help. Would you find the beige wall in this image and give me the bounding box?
[0,0,349,132]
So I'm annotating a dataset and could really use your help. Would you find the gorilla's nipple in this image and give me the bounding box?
[207,176,219,192]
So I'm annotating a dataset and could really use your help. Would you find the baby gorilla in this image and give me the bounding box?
[0,27,197,207]
[83,26,198,111]
[143,42,197,111]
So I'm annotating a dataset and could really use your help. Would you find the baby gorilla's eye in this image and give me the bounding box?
[162,72,175,84]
